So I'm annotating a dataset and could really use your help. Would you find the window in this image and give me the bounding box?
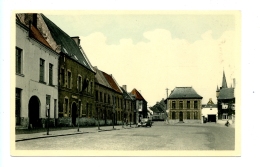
[172,101,176,109]
[187,111,190,119]
[104,93,107,103]
[138,101,142,111]
[60,68,65,86]
[194,101,198,109]
[171,112,176,119]
[64,98,69,117]
[179,101,183,109]
[67,71,71,88]
[100,92,103,102]
[108,95,111,104]
[222,113,228,120]
[78,75,82,91]
[16,47,22,74]
[85,79,89,92]
[49,64,53,85]
[187,101,190,109]
[95,91,98,101]
[90,82,93,94]
[39,59,45,82]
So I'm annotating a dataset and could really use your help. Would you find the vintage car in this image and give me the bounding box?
[138,118,153,127]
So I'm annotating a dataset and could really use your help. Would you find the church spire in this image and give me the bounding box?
[222,71,228,88]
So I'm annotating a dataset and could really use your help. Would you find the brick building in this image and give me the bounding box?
[120,85,135,125]
[166,87,203,124]
[130,89,148,123]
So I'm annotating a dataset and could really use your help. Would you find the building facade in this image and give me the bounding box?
[201,98,218,123]
[130,89,148,123]
[120,85,135,124]
[16,19,59,129]
[101,72,124,125]
[40,14,96,127]
[216,71,235,123]
[166,87,203,124]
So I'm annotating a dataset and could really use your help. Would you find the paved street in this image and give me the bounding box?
[15,122,235,150]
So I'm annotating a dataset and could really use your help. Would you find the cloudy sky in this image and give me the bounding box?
[45,11,240,106]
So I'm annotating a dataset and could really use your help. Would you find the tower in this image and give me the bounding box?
[221,71,228,89]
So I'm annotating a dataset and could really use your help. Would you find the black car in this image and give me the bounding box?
[138,118,153,127]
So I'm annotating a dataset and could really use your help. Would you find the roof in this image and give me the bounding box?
[168,87,203,99]
[130,89,146,101]
[102,72,122,94]
[41,14,94,72]
[29,24,53,50]
[120,87,134,100]
[218,88,235,100]
[94,67,111,88]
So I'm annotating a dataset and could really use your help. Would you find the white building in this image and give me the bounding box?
[15,18,59,128]
[201,98,218,123]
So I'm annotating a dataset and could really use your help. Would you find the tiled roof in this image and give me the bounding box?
[218,88,235,100]
[168,87,203,99]
[102,72,122,94]
[30,24,53,50]
[94,67,111,88]
[120,87,133,100]
[130,89,146,101]
[41,14,93,71]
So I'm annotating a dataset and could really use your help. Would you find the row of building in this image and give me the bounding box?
[15,13,148,129]
[150,72,235,124]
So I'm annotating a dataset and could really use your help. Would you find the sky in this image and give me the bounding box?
[45,11,240,106]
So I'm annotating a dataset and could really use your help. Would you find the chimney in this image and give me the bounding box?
[32,13,37,28]
[122,85,127,91]
[71,36,80,46]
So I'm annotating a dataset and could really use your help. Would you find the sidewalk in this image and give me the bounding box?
[15,124,137,142]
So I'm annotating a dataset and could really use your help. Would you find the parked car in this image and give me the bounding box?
[138,118,153,127]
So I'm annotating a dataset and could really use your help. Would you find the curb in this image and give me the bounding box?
[15,126,136,142]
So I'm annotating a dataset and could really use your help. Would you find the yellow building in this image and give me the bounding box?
[166,87,203,124]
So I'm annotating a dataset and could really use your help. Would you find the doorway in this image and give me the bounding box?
[179,112,183,122]
[28,96,40,128]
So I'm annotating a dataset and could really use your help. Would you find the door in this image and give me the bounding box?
[72,102,77,126]
[208,115,216,122]
[28,96,40,127]
[179,112,183,122]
